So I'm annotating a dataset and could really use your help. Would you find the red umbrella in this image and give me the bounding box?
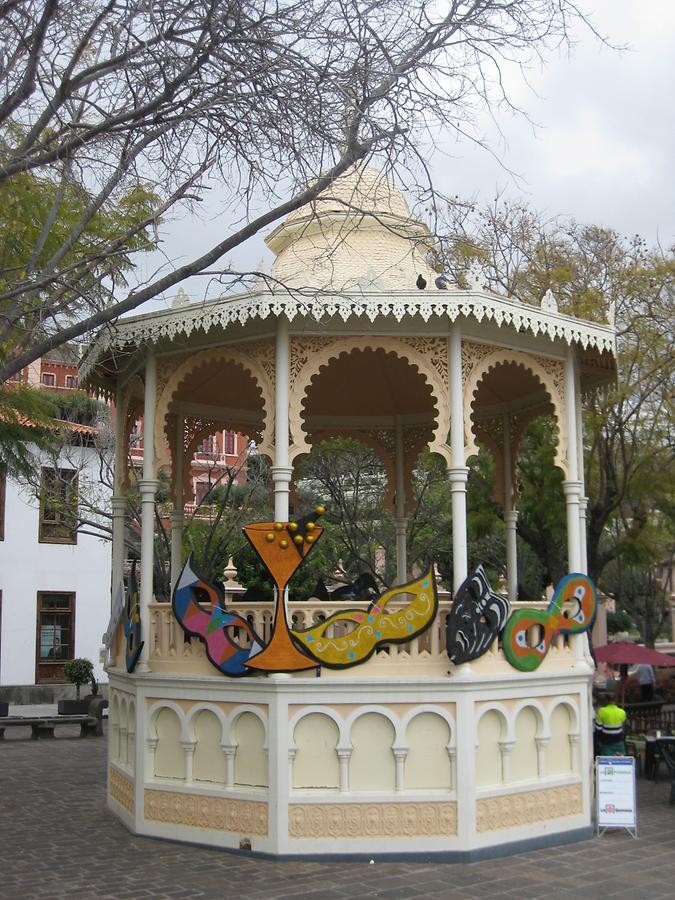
[594,641,674,704]
[594,641,675,666]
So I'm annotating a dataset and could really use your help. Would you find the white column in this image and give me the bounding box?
[111,388,126,602]
[394,418,408,584]
[535,737,549,777]
[502,413,518,603]
[575,365,588,575]
[447,746,456,792]
[499,740,515,784]
[449,325,469,591]
[137,350,159,673]
[579,497,589,575]
[170,411,185,590]
[393,748,408,793]
[563,348,581,573]
[223,745,236,787]
[271,315,292,521]
[287,747,297,788]
[568,733,580,774]
[337,748,351,793]
[181,740,196,783]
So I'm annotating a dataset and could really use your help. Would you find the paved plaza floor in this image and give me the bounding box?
[1,725,674,900]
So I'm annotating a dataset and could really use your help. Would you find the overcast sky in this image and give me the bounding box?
[143,1,675,308]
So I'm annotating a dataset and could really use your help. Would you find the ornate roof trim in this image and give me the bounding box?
[80,288,616,383]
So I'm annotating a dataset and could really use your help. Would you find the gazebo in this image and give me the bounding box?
[84,166,616,859]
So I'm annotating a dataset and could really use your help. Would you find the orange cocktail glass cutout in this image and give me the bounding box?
[243,507,325,672]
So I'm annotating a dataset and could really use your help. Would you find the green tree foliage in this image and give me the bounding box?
[442,198,675,640]
[514,417,567,589]
[0,383,58,476]
[0,164,157,370]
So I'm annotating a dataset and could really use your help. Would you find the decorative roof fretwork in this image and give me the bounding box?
[80,288,616,385]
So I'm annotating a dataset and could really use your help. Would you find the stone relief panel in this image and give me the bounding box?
[245,339,276,387]
[402,337,449,390]
[109,768,134,814]
[288,801,457,838]
[476,783,582,833]
[290,336,337,391]
[145,790,269,835]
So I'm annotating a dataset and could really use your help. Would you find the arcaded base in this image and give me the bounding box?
[107,666,593,858]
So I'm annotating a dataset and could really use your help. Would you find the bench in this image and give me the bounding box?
[0,696,108,740]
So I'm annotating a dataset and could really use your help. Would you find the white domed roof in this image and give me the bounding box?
[265,165,437,292]
[284,165,412,224]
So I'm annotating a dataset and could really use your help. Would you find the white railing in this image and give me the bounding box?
[147,595,574,671]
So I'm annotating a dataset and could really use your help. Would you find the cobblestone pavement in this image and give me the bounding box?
[1,726,674,900]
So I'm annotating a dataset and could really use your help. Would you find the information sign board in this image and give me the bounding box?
[596,756,637,837]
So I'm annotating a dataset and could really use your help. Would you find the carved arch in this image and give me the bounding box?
[185,703,229,744]
[344,704,404,748]
[464,349,567,475]
[547,697,580,735]
[289,706,349,750]
[289,337,451,466]
[154,347,275,475]
[474,702,512,745]
[147,700,189,742]
[226,705,269,749]
[512,699,548,739]
[401,705,456,748]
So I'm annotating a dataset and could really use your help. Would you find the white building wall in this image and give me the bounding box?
[0,444,111,687]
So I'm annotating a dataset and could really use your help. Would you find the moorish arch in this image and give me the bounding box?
[464,349,567,478]
[288,337,450,466]
[154,346,275,477]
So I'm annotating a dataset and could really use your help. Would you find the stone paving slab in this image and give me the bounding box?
[1,727,674,899]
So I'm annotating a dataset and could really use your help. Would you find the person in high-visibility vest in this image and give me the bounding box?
[594,691,627,756]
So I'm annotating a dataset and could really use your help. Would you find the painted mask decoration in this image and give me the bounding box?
[292,569,438,668]
[502,572,597,672]
[172,555,265,677]
[124,560,143,673]
[446,566,510,664]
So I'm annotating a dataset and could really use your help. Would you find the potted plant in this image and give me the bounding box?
[58,658,95,714]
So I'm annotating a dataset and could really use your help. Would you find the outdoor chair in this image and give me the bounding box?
[654,737,675,804]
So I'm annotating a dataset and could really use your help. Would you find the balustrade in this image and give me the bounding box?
[144,594,574,671]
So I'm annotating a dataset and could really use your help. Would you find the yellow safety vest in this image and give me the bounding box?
[595,703,626,743]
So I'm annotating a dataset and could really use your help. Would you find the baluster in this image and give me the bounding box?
[168,612,177,657]
[430,616,440,656]
[150,610,160,658]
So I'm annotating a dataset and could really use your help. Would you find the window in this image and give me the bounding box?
[36,592,75,683]
[0,467,5,541]
[65,374,77,389]
[224,430,235,455]
[39,467,78,544]
[198,435,215,454]
[195,481,210,504]
[41,372,55,386]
